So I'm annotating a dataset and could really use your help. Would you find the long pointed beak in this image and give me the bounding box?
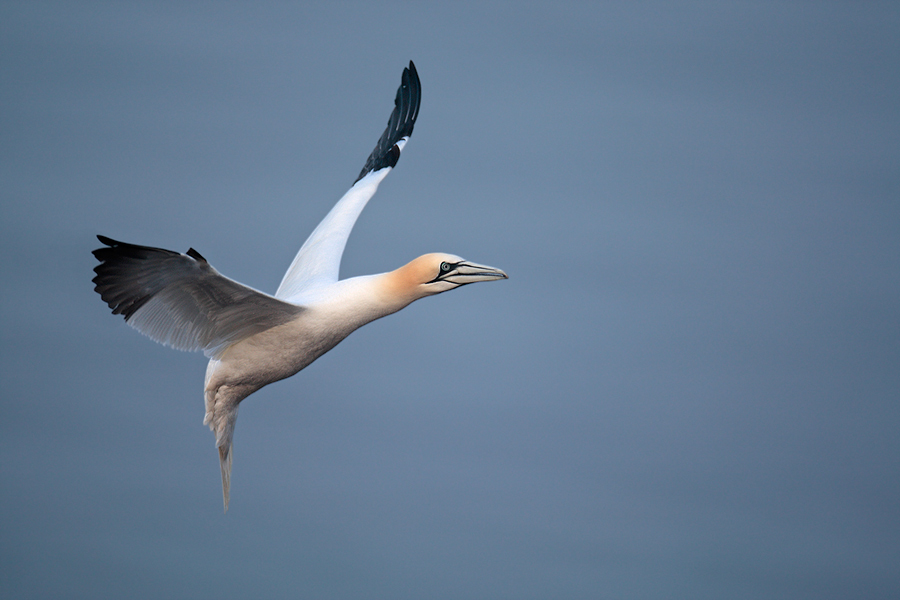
[444,261,508,285]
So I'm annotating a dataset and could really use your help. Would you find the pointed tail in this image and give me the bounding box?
[204,381,241,512]
[218,443,234,512]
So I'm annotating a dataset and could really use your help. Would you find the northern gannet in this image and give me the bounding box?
[92,61,507,511]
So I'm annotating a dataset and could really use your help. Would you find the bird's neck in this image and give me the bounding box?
[306,267,423,331]
[378,261,432,307]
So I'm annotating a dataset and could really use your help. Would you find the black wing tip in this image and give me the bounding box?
[399,59,421,135]
[186,248,207,262]
[92,236,140,317]
[404,60,420,100]
[353,60,422,183]
[93,235,204,262]
[91,235,206,319]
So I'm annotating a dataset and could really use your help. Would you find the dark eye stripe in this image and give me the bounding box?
[427,261,463,284]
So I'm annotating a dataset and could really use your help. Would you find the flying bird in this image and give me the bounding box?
[92,61,507,511]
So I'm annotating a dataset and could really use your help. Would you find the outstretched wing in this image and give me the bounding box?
[275,60,421,302]
[93,235,304,357]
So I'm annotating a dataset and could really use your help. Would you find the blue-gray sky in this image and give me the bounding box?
[2,2,899,598]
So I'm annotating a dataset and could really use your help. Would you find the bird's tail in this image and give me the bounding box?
[204,383,242,512]
[218,442,234,512]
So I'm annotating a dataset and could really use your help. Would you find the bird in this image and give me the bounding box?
[91,61,507,511]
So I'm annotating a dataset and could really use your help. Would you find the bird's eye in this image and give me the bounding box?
[440,262,451,272]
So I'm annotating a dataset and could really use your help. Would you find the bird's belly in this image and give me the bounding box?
[210,317,354,391]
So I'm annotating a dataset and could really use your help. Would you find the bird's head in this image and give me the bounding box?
[388,253,507,302]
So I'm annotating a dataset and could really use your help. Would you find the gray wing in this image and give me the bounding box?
[92,235,303,357]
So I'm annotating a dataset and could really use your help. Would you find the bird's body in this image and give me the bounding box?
[92,62,506,511]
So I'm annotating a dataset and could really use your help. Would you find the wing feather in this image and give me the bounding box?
[275,61,421,301]
[92,236,303,357]
[354,61,421,183]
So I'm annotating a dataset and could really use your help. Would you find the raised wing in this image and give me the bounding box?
[92,235,304,357]
[275,61,421,301]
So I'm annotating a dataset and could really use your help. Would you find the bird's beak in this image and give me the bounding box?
[443,261,508,285]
